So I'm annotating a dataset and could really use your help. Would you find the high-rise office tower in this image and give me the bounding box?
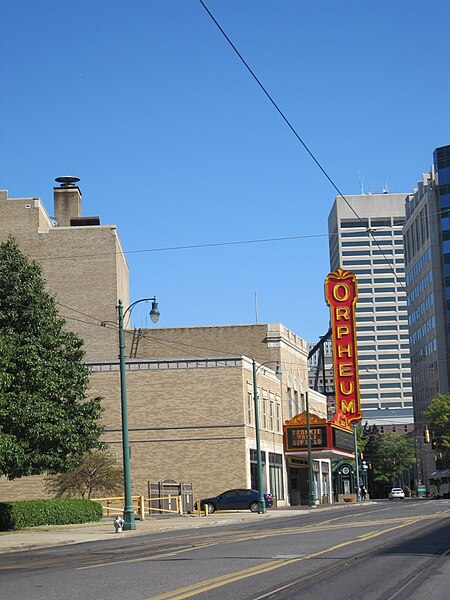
[328,194,413,430]
[403,144,450,481]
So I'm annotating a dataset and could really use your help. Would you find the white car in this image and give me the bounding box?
[389,488,405,499]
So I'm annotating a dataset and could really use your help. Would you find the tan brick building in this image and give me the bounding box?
[87,354,285,502]
[0,181,332,506]
[0,182,128,360]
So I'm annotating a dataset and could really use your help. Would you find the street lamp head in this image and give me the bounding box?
[275,362,282,380]
[150,298,160,323]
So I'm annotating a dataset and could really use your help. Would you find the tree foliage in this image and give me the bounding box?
[45,450,123,499]
[360,423,382,465]
[370,433,415,484]
[360,424,415,494]
[0,238,104,479]
[423,393,450,468]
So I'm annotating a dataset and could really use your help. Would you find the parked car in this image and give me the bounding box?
[388,487,405,500]
[198,488,273,513]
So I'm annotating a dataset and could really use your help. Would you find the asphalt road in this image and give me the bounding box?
[1,500,449,600]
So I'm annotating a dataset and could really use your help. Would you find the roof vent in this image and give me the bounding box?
[55,176,80,188]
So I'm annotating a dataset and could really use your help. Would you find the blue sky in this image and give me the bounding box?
[1,1,449,343]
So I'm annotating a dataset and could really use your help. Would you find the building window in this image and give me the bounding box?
[276,401,281,433]
[269,398,274,431]
[262,390,268,430]
[247,390,253,425]
[269,453,285,500]
[287,387,294,419]
[250,449,266,491]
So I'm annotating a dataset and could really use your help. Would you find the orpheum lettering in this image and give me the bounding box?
[333,283,350,301]
[325,269,362,428]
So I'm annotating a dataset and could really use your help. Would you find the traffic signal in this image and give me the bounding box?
[431,438,437,450]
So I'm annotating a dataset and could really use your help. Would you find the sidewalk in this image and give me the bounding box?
[0,504,354,554]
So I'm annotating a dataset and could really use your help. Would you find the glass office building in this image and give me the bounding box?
[403,144,450,485]
[404,145,450,424]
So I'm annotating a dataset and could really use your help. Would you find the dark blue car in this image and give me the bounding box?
[199,488,273,513]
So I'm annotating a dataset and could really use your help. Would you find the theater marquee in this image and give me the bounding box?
[284,413,355,459]
[325,269,362,429]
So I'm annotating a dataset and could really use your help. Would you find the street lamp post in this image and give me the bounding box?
[305,391,316,508]
[252,359,282,514]
[118,297,160,530]
[354,425,361,502]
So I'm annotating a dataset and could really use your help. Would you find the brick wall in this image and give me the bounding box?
[87,356,284,499]
[0,189,129,360]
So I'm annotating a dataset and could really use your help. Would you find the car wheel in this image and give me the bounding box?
[250,502,259,512]
[206,503,216,514]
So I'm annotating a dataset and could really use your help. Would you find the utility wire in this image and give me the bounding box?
[25,207,446,263]
[198,0,361,223]
[33,231,329,261]
[199,0,398,264]
[198,0,443,361]
[2,4,439,370]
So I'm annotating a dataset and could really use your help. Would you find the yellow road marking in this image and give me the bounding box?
[147,519,423,600]
[78,511,449,571]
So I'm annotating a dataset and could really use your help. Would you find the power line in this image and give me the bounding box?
[22,207,447,264]
[33,231,329,262]
[198,0,362,225]
[197,0,444,360]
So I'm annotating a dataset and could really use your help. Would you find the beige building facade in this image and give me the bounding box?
[87,354,285,502]
[0,181,331,506]
[0,183,129,360]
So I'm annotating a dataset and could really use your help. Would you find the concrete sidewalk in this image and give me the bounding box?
[0,504,354,554]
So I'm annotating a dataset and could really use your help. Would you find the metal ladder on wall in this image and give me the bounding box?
[129,328,144,358]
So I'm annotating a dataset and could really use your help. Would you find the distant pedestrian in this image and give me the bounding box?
[360,485,367,501]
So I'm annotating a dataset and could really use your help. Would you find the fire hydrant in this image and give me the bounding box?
[114,516,125,533]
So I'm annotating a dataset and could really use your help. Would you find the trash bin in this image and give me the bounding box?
[271,496,278,509]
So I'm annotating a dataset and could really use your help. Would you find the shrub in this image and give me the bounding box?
[0,498,103,530]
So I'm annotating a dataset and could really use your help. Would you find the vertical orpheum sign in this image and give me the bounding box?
[325,269,362,429]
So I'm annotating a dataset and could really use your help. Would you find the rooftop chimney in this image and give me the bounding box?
[53,176,82,226]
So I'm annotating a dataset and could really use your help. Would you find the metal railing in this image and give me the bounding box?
[92,494,183,520]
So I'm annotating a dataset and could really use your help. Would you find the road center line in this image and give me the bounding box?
[147,518,423,600]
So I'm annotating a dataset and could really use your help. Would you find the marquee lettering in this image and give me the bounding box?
[325,269,362,429]
[336,306,350,320]
[340,381,354,395]
[342,399,355,413]
[333,283,350,301]
[337,325,350,338]
[337,344,352,358]
[338,363,353,377]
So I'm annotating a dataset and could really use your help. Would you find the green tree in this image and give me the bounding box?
[0,237,104,479]
[423,393,450,468]
[45,450,122,499]
[355,423,370,457]
[360,423,382,466]
[371,433,415,485]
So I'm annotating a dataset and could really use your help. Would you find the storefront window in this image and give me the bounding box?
[269,453,284,500]
[250,449,266,491]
